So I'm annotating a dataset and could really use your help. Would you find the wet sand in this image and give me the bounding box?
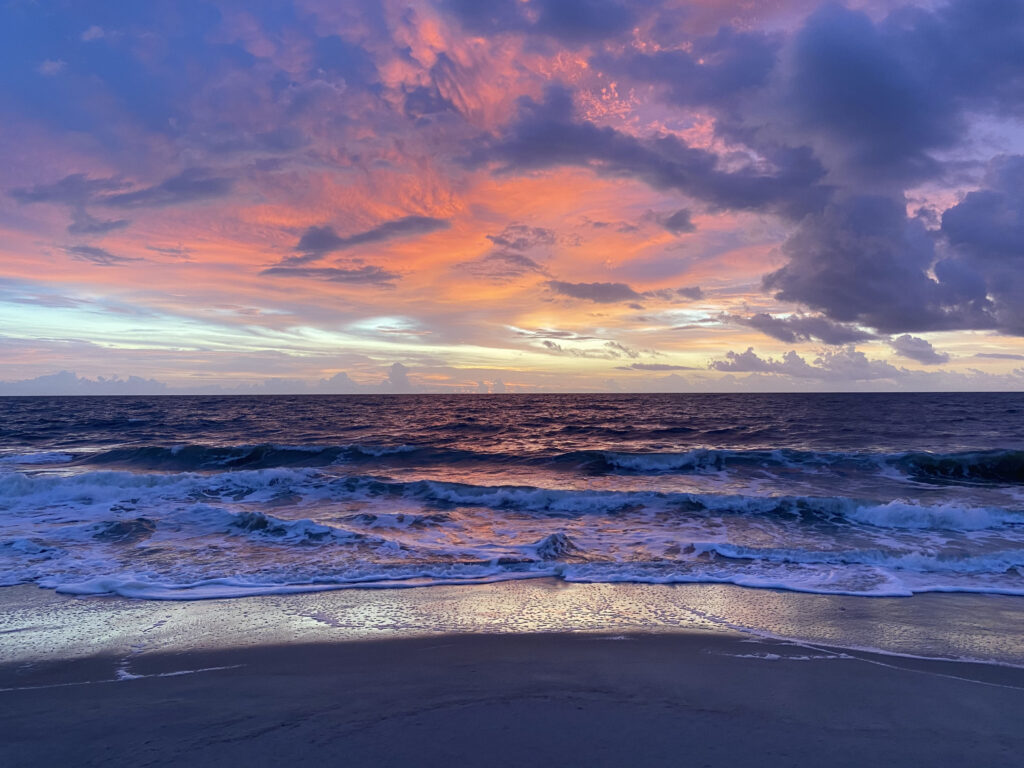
[3,582,1024,766]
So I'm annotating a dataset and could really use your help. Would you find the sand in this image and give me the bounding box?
[3,583,1024,767]
[4,632,1024,767]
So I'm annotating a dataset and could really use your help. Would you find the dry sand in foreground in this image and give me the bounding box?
[3,630,1023,767]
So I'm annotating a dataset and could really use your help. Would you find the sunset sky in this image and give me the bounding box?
[2,0,1024,393]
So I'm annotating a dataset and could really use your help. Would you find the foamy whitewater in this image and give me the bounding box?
[2,393,1024,600]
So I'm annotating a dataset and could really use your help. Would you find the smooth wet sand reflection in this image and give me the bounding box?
[2,581,1023,666]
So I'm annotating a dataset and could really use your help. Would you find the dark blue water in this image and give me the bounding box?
[2,393,1023,599]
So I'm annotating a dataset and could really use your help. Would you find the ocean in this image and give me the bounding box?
[2,393,1023,601]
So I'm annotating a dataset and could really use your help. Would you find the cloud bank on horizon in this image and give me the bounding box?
[1,0,1023,393]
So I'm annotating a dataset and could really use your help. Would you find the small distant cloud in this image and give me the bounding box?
[459,223,555,281]
[146,245,192,260]
[540,338,644,360]
[547,280,642,303]
[675,286,703,300]
[486,224,555,251]
[547,280,703,305]
[261,265,399,286]
[662,208,696,234]
[616,363,698,371]
[511,327,599,341]
[646,286,704,302]
[81,26,105,41]
[37,59,66,76]
[460,250,549,281]
[975,352,1024,361]
[888,334,949,365]
[67,209,130,235]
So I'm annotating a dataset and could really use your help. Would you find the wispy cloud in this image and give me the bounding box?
[289,216,451,263]
[260,265,399,286]
[64,245,141,266]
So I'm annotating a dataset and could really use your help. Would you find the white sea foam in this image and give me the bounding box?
[687,541,1024,575]
[602,449,727,473]
[49,569,559,600]
[846,499,1019,530]
[2,466,1024,600]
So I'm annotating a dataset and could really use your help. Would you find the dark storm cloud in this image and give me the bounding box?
[260,265,399,285]
[442,0,638,43]
[547,280,642,303]
[783,3,957,181]
[942,157,1024,259]
[941,156,1024,334]
[291,216,451,262]
[779,1,1024,182]
[64,245,140,266]
[732,313,876,345]
[765,155,1024,339]
[888,334,949,365]
[467,87,828,219]
[601,1,1024,185]
[764,195,995,334]
[571,0,1024,341]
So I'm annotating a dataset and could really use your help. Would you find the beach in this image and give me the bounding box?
[5,0,1024,758]
[3,581,1024,767]
[4,394,1024,764]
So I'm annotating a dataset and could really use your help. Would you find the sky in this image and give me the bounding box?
[2,0,1024,394]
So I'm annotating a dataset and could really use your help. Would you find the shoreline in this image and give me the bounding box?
[4,579,1024,668]
[4,581,1024,765]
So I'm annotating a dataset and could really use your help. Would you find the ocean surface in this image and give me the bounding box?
[2,393,1024,601]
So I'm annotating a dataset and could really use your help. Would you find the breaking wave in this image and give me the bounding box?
[2,465,1023,600]
[5,443,1023,489]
